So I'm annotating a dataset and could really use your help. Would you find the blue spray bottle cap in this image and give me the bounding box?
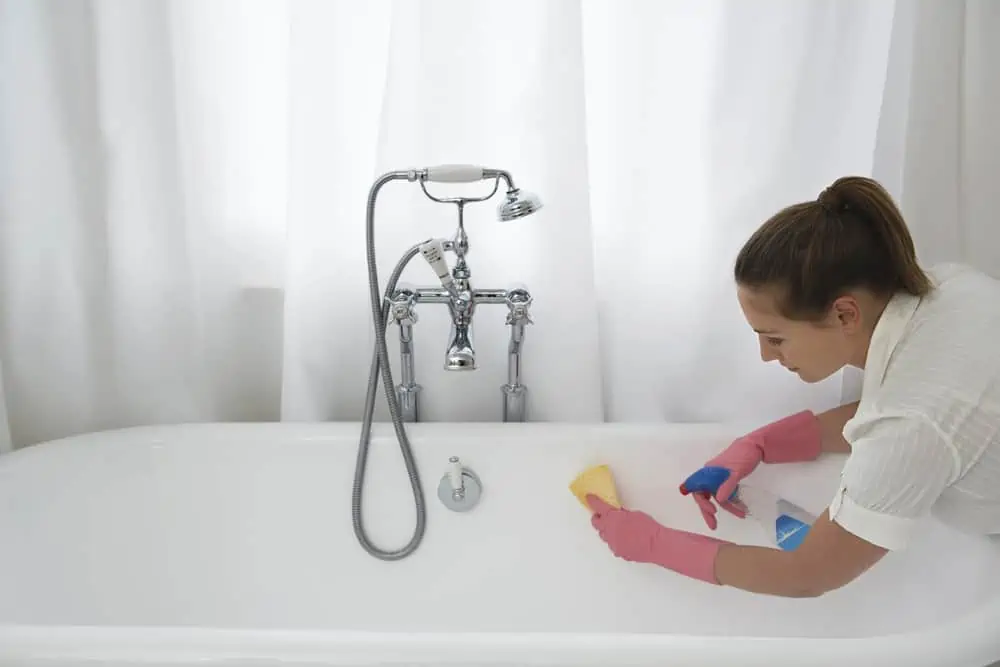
[678,466,739,502]
[681,466,812,550]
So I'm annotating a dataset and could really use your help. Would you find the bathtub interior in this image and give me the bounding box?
[0,421,998,640]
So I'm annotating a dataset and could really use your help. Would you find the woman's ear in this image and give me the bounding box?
[830,295,862,333]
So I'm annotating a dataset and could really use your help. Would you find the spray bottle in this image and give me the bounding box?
[679,466,816,551]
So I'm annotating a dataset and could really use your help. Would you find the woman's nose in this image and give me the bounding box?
[759,339,780,363]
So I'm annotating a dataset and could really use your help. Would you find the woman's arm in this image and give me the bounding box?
[591,414,947,596]
[815,401,859,453]
[589,495,887,597]
[713,509,886,596]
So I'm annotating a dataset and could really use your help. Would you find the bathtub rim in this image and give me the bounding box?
[1,610,1000,667]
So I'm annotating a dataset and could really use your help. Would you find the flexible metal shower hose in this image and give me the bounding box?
[352,172,429,560]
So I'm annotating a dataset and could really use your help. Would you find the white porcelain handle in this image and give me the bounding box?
[424,164,485,183]
[419,240,450,281]
[448,457,464,491]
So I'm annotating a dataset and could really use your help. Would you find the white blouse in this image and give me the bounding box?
[829,263,1000,550]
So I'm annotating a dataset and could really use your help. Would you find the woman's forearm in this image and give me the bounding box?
[815,401,858,453]
[711,511,887,597]
[713,544,820,597]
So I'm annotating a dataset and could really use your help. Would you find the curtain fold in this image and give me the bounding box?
[1,0,997,449]
[0,365,10,454]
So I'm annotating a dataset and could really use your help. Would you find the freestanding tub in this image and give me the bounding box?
[1,421,999,666]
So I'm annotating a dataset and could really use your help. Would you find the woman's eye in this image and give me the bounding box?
[767,337,784,346]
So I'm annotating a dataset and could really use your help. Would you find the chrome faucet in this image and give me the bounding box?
[388,166,542,421]
[353,164,543,562]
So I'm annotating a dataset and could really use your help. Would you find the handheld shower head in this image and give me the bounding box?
[415,165,542,221]
[497,189,543,222]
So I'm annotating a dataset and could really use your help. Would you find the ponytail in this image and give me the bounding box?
[734,175,932,320]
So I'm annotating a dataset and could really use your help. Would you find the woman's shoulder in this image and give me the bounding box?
[872,264,1000,422]
[923,262,1000,301]
[903,262,1000,348]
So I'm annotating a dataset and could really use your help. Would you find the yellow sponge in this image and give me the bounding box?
[569,464,622,511]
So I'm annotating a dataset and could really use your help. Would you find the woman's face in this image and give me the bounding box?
[736,284,862,383]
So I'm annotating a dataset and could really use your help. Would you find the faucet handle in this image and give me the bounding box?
[438,456,483,512]
[390,287,419,325]
[448,456,464,496]
[505,287,533,325]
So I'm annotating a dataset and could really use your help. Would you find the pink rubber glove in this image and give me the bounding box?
[684,410,822,530]
[587,495,728,584]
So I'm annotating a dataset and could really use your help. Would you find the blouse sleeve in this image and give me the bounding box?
[828,414,960,550]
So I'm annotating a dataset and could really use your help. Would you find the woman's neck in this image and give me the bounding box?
[851,291,893,369]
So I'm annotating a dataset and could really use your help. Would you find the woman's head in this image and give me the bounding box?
[734,176,931,383]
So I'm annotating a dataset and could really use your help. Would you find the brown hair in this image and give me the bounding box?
[733,175,932,320]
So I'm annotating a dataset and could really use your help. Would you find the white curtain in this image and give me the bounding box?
[1,0,997,451]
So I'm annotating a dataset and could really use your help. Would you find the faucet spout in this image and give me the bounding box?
[445,319,476,370]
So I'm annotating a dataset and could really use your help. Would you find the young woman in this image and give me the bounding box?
[586,176,1000,597]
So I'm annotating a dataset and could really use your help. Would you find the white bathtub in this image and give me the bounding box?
[0,421,999,666]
